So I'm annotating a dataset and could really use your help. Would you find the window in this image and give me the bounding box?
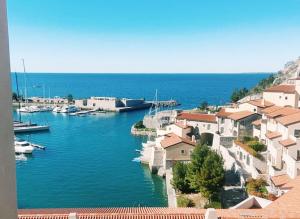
[93,103,96,107]
[207,124,211,130]
[246,155,250,165]
[220,127,224,133]
[221,118,225,124]
[297,150,300,161]
[234,121,237,127]
[181,149,185,155]
[295,130,300,138]
[285,96,288,100]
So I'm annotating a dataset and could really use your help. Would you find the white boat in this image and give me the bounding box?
[60,105,78,113]
[14,124,49,133]
[39,105,53,112]
[17,106,32,113]
[52,106,62,113]
[14,140,34,154]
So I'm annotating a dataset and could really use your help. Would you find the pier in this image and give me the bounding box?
[147,100,180,107]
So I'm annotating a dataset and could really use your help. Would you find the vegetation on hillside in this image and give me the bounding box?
[230,74,276,103]
[172,145,225,205]
[177,195,195,207]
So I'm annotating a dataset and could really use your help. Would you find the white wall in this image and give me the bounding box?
[263,91,297,107]
[0,0,17,217]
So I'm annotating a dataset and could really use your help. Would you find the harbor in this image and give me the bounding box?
[12,73,268,208]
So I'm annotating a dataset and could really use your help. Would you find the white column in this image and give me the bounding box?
[0,0,18,218]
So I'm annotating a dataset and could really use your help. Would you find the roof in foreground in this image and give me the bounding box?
[177,112,217,123]
[264,84,296,94]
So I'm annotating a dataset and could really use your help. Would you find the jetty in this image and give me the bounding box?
[147,100,180,107]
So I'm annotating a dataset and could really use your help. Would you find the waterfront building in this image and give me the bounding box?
[75,96,151,112]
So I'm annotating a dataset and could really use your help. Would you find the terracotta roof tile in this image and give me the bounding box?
[261,105,283,114]
[177,112,217,123]
[216,108,233,118]
[271,174,291,187]
[266,107,300,119]
[265,131,282,140]
[160,133,196,148]
[275,112,300,126]
[252,119,262,126]
[265,84,296,94]
[228,111,256,121]
[279,139,296,147]
[248,99,274,108]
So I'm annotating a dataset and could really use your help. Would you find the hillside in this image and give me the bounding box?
[236,57,300,103]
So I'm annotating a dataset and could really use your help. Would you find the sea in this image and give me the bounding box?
[12,73,270,209]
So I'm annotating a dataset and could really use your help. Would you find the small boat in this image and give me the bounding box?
[60,105,78,113]
[52,106,62,113]
[14,124,49,133]
[15,140,34,154]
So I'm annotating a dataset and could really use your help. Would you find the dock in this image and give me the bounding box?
[147,100,180,107]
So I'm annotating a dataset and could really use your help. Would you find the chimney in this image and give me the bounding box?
[205,208,217,219]
[183,119,187,126]
[192,135,196,142]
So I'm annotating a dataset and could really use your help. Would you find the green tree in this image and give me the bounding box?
[187,145,225,201]
[134,120,145,129]
[67,94,73,103]
[187,145,210,190]
[197,152,225,200]
[199,101,208,111]
[231,88,249,103]
[172,162,191,193]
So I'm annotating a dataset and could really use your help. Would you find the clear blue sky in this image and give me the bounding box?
[7,0,300,73]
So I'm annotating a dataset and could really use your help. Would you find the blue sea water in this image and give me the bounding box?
[12,73,269,209]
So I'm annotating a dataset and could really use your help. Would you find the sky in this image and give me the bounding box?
[7,0,300,73]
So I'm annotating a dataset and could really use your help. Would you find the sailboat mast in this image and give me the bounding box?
[22,59,27,104]
[14,72,21,122]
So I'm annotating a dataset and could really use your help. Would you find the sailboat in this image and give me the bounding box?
[13,59,50,133]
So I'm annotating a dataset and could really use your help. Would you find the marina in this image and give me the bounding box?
[12,73,268,208]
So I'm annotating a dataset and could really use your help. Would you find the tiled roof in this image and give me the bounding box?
[271,174,291,187]
[264,84,296,94]
[248,99,274,108]
[252,119,262,126]
[279,139,296,147]
[227,111,256,121]
[177,112,217,123]
[160,133,196,148]
[265,131,282,140]
[266,176,300,216]
[261,105,283,114]
[266,107,300,119]
[275,112,300,126]
[18,208,206,219]
[216,108,233,118]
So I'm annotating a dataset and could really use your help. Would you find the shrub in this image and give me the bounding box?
[177,196,195,207]
[172,162,192,193]
[248,141,265,152]
[134,121,146,129]
[204,201,222,209]
[246,178,268,198]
